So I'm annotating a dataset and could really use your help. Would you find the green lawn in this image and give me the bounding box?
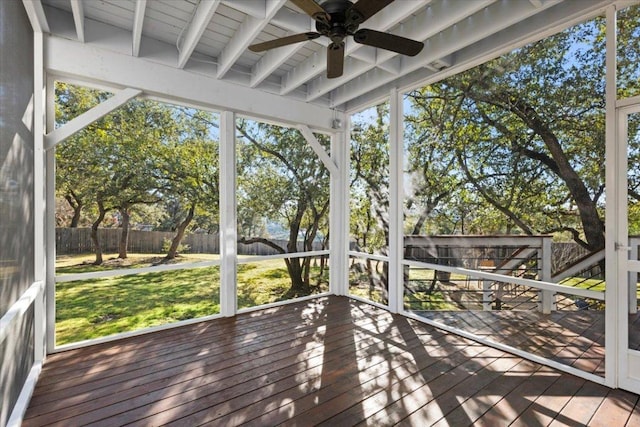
[55,253,327,345]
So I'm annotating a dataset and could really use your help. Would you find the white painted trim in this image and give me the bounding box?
[402,310,607,385]
[388,88,403,313]
[21,0,50,33]
[70,0,85,43]
[237,292,331,315]
[237,250,330,264]
[6,362,43,427]
[55,260,222,283]
[34,32,45,283]
[0,282,44,345]
[45,76,56,352]
[33,29,48,365]
[176,0,222,69]
[297,125,338,175]
[44,35,335,131]
[348,294,390,312]
[53,312,224,353]
[330,124,349,296]
[44,87,142,150]
[220,110,237,317]
[348,251,390,263]
[132,0,147,57]
[616,94,640,108]
[217,0,287,79]
[402,259,604,300]
[605,4,620,389]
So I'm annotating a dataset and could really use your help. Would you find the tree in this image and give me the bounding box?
[350,104,390,254]
[236,121,330,298]
[157,109,219,261]
[404,15,621,252]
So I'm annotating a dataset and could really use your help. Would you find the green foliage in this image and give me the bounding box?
[401,14,638,250]
[55,82,220,260]
[350,103,390,254]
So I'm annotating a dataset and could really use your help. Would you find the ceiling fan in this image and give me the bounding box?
[248,0,424,79]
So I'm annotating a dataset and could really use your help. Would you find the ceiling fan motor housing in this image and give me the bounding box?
[316,0,361,44]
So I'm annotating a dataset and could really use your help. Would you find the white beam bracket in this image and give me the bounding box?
[298,125,338,175]
[44,88,141,150]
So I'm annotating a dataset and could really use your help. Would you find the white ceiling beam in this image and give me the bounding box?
[250,42,302,87]
[22,0,50,33]
[217,0,287,78]
[70,0,85,42]
[177,0,222,69]
[220,0,265,18]
[280,0,432,95]
[331,0,564,108]
[271,6,315,32]
[44,88,142,150]
[132,0,147,57]
[45,35,335,131]
[249,6,328,88]
[306,0,495,102]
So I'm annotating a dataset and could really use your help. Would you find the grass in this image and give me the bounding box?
[55,253,327,345]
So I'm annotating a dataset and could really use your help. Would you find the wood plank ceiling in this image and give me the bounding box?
[35,0,620,112]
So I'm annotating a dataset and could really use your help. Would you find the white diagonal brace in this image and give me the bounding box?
[22,0,50,33]
[44,88,141,150]
[132,0,147,57]
[177,0,222,69]
[217,0,287,78]
[70,0,85,42]
[298,125,338,175]
[306,0,495,102]
[280,0,431,95]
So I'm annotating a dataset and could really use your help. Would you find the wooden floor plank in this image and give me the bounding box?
[588,389,639,426]
[23,296,640,427]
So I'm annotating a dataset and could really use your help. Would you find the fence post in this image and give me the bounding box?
[539,236,554,314]
[482,278,492,311]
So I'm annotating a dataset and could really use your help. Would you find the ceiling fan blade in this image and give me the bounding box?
[290,0,330,23]
[249,32,321,52]
[348,0,394,25]
[353,29,423,56]
[327,42,345,79]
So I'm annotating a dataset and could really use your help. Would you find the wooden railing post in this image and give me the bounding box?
[539,236,554,314]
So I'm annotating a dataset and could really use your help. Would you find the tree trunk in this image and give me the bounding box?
[118,207,130,259]
[284,257,309,298]
[65,193,83,227]
[164,203,195,261]
[91,200,107,265]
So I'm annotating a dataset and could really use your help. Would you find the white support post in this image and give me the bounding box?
[539,236,554,314]
[604,4,619,389]
[220,111,237,316]
[33,30,47,360]
[388,88,404,313]
[330,119,349,296]
[45,77,56,351]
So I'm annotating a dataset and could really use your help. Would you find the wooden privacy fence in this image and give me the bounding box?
[56,228,324,256]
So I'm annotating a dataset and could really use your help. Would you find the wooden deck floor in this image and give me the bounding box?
[414,309,607,376]
[24,296,640,426]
